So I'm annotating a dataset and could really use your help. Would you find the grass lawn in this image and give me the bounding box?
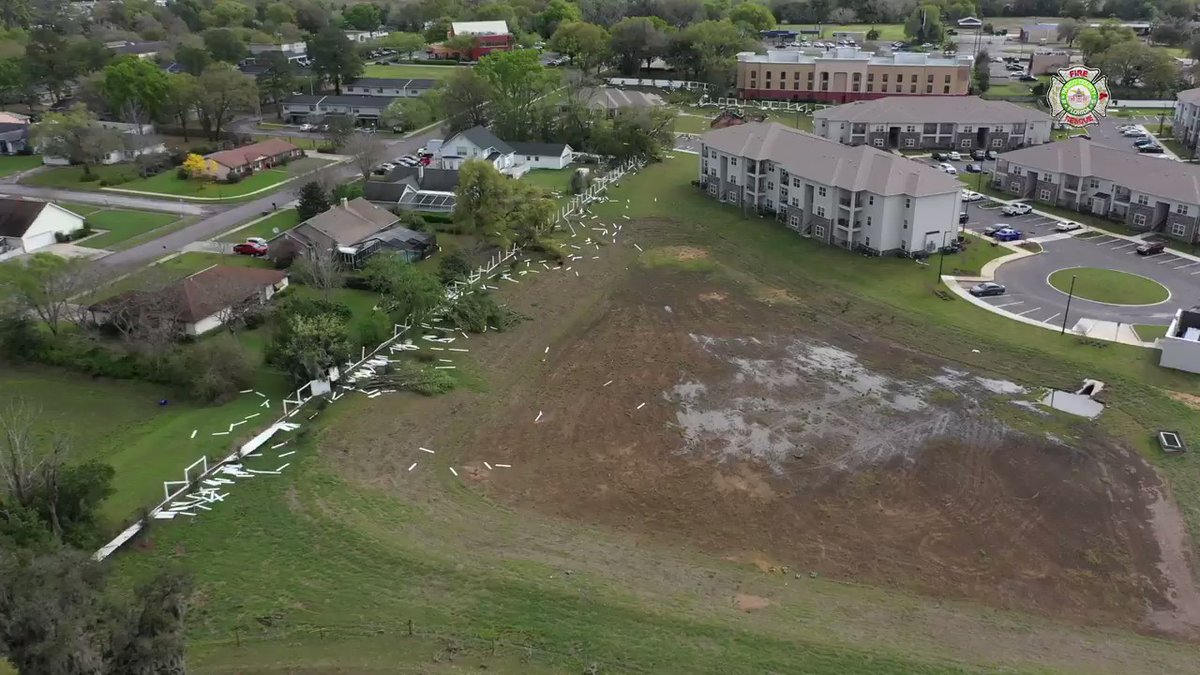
[520,167,574,198]
[1048,267,1171,305]
[983,76,1048,98]
[674,112,713,134]
[119,159,326,198]
[362,63,465,79]
[58,201,104,217]
[218,208,301,242]
[105,155,1200,675]
[0,364,289,529]
[0,154,42,177]
[78,209,181,250]
[1134,323,1170,341]
[22,163,142,189]
[1162,138,1191,158]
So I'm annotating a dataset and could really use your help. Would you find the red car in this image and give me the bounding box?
[233,242,268,256]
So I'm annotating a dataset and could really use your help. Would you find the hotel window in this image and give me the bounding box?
[765,71,771,80]
[1010,182,1020,191]
[927,74,933,82]
[867,73,874,81]
[794,71,800,79]
[1177,204,1189,215]
[1137,195,1148,205]
[873,138,884,146]
[911,74,918,82]
[853,73,861,81]
[792,178,801,187]
[1133,213,1147,226]
[791,197,799,206]
[945,75,951,83]
[905,138,914,147]
[905,125,915,132]
[910,85,916,93]
[780,81,786,89]
[882,74,889,82]
[867,84,873,92]
[815,225,826,237]
[767,181,774,190]
[793,82,799,90]
[963,126,973,132]
[730,158,737,166]
[1172,222,1187,236]
[926,85,932,93]
[1088,179,1099,188]
[729,175,737,185]
[816,206,825,217]
[1039,189,1051,200]
[943,86,950,94]
[960,139,970,147]
[818,186,827,196]
[903,219,908,229]
[868,196,874,205]
[866,216,872,226]
[789,214,800,227]
[992,138,1003,147]
[852,83,860,91]
[905,198,911,208]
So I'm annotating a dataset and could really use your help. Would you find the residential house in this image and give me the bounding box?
[1159,308,1200,374]
[511,142,573,171]
[813,96,1051,151]
[735,47,973,102]
[0,112,30,155]
[364,165,459,213]
[89,265,289,337]
[280,95,398,126]
[41,121,167,166]
[957,16,983,29]
[248,41,308,60]
[577,87,665,115]
[436,21,514,60]
[105,40,167,59]
[341,78,439,98]
[0,198,85,256]
[1175,87,1200,155]
[203,139,302,180]
[699,122,962,255]
[437,125,521,176]
[1019,23,1059,43]
[993,138,1200,242]
[272,197,435,267]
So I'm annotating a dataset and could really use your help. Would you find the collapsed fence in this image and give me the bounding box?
[94,155,646,562]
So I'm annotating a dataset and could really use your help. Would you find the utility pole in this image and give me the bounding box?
[1060,274,1077,335]
[936,230,949,279]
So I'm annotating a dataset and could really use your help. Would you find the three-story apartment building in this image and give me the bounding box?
[699,122,962,255]
[735,47,973,103]
[1174,87,1200,156]
[813,96,1051,151]
[993,138,1200,241]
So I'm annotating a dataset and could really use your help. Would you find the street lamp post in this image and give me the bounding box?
[1059,274,1077,335]
[936,230,950,279]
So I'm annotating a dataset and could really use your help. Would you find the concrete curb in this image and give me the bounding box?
[100,157,348,202]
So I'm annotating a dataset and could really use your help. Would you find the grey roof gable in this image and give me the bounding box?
[454,126,515,156]
[702,122,960,198]
[814,96,1050,126]
[510,141,569,156]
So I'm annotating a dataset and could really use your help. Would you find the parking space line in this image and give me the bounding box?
[1092,237,1116,245]
[1112,241,1137,249]
[1157,257,1178,264]
[1044,313,1060,323]
[994,300,1024,308]
[1015,307,1042,316]
[1175,262,1198,269]
[1190,269,1200,275]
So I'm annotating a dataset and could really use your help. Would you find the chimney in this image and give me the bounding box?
[340,196,348,208]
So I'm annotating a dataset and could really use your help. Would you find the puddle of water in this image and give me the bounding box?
[1039,390,1105,419]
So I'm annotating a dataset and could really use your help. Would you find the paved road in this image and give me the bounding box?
[0,184,213,215]
[97,125,444,272]
[962,202,1196,325]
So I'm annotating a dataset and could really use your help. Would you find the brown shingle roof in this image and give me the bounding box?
[0,198,49,237]
[813,96,1050,125]
[702,122,960,197]
[94,265,287,323]
[205,139,299,170]
[297,197,399,246]
[999,138,1200,205]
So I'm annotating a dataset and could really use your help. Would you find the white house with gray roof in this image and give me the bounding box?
[814,96,1051,151]
[437,125,523,176]
[993,138,1200,242]
[700,122,962,255]
[341,78,438,98]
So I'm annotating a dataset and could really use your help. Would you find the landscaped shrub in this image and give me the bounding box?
[78,172,100,183]
[353,313,392,349]
[168,336,255,403]
[438,251,471,284]
[225,172,242,184]
[176,167,189,180]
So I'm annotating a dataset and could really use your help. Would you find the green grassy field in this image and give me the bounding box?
[520,167,574,197]
[218,208,301,242]
[78,209,181,250]
[0,365,289,528]
[24,158,328,199]
[1048,267,1171,305]
[1134,323,1170,341]
[362,63,464,79]
[0,153,42,177]
[102,156,1200,674]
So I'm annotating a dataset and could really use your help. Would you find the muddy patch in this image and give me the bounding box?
[734,594,772,612]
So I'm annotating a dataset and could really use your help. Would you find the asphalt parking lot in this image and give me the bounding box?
[961,204,1196,325]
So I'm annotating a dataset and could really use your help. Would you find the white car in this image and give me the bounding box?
[961,190,984,202]
[1002,203,1033,216]
[946,151,962,161]
[298,123,314,131]
[246,236,269,247]
[939,163,957,175]
[1055,221,1082,232]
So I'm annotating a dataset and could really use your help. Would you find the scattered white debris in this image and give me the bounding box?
[408,462,417,471]
[603,380,614,387]
[212,431,230,436]
[419,447,435,454]
[153,511,178,520]
[275,463,290,472]
[244,413,260,420]
[271,441,288,449]
[484,461,493,470]
[240,389,253,394]
[449,467,458,476]
[190,429,197,439]
[535,410,544,423]
[279,450,296,458]
[634,244,643,252]
[636,402,646,410]
[495,463,511,468]
[434,365,456,370]
[448,347,469,352]
[255,391,266,398]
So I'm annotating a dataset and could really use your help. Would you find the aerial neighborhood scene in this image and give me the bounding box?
[9,0,1200,671]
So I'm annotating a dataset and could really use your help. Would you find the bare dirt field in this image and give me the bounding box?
[452,261,1200,639]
